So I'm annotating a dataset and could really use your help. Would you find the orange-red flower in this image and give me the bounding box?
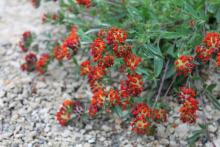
[178,87,196,100]
[98,55,114,68]
[124,54,142,70]
[216,52,220,67]
[21,52,37,72]
[61,26,80,60]
[152,109,167,123]
[203,32,220,49]
[36,53,50,74]
[88,105,98,117]
[175,55,195,76]
[19,31,32,52]
[80,60,91,76]
[108,89,121,106]
[90,38,106,62]
[88,66,106,80]
[131,103,151,118]
[195,45,215,63]
[56,100,84,126]
[56,100,74,126]
[130,116,151,135]
[107,27,127,44]
[91,89,106,107]
[113,43,132,58]
[53,45,64,61]
[76,0,91,8]
[179,97,198,124]
[88,79,103,93]
[126,73,144,96]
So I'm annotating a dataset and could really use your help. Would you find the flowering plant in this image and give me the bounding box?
[20,0,220,146]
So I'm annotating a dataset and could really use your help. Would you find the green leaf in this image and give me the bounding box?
[206,84,217,93]
[144,44,163,59]
[206,92,220,110]
[154,56,164,77]
[187,130,203,145]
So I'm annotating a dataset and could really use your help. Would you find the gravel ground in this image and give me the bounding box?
[0,0,220,147]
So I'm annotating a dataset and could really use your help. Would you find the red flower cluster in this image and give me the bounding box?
[175,55,195,76]
[130,103,167,134]
[121,73,144,97]
[19,31,32,52]
[107,27,127,44]
[178,87,199,124]
[61,26,80,60]
[216,52,220,67]
[179,97,198,124]
[178,87,196,100]
[195,45,215,63]
[36,53,50,74]
[203,32,220,49]
[56,100,84,126]
[76,0,91,8]
[80,27,143,117]
[21,52,37,72]
[41,13,58,23]
[30,0,41,8]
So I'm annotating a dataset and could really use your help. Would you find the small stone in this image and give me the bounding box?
[208,124,217,133]
[88,137,96,144]
[102,125,111,131]
[175,124,189,138]
[36,81,47,89]
[83,143,91,147]
[160,139,169,145]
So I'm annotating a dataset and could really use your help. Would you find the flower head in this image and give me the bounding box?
[21,52,37,72]
[124,54,142,71]
[130,116,151,135]
[179,97,198,124]
[76,0,91,8]
[90,38,106,62]
[62,26,80,60]
[80,60,92,76]
[107,27,127,44]
[56,100,84,126]
[216,52,220,67]
[36,53,50,74]
[108,89,121,106]
[195,45,215,63]
[203,32,220,49]
[126,73,144,97]
[91,89,106,107]
[98,55,114,68]
[113,43,132,58]
[53,45,64,61]
[178,87,196,100]
[175,55,195,76]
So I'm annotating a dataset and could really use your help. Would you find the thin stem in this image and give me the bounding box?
[164,74,177,97]
[153,59,170,108]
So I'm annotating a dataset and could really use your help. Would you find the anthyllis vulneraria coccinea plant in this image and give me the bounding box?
[20,1,220,145]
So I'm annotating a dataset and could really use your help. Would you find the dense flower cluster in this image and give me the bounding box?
[178,87,196,101]
[61,26,80,60]
[80,27,143,117]
[195,45,215,63]
[178,87,199,124]
[76,0,91,8]
[30,0,41,8]
[203,32,220,49]
[56,100,84,126]
[36,53,50,74]
[19,31,32,52]
[179,97,198,124]
[175,55,195,76]
[21,52,37,72]
[216,53,220,67]
[130,103,167,134]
